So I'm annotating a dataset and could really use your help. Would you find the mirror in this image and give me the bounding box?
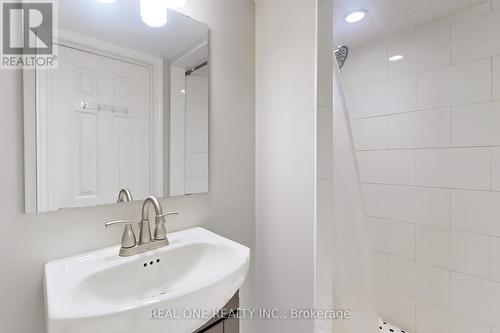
[23,0,209,213]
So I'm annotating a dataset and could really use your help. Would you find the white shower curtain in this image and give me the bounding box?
[330,66,379,333]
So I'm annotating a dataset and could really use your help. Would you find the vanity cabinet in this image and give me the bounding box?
[195,292,239,333]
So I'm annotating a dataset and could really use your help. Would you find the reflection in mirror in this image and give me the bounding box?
[24,0,209,213]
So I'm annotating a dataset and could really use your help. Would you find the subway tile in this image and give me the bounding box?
[493,148,500,190]
[362,150,415,185]
[406,0,485,25]
[452,101,500,147]
[387,256,415,297]
[387,185,450,227]
[451,272,500,326]
[362,183,387,218]
[386,256,450,307]
[387,21,450,77]
[417,59,491,110]
[317,179,333,253]
[451,189,500,236]
[317,106,333,179]
[367,217,415,259]
[452,10,500,63]
[416,148,491,190]
[377,288,416,332]
[387,108,450,149]
[351,117,387,150]
[344,87,364,119]
[355,152,363,176]
[494,56,500,101]
[341,44,387,89]
[371,251,388,290]
[450,230,490,278]
[444,2,492,24]
[363,76,417,118]
[492,237,500,282]
[416,301,491,333]
[414,262,450,308]
[345,77,417,119]
[416,225,490,278]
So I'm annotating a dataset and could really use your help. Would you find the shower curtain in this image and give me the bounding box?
[330,66,379,333]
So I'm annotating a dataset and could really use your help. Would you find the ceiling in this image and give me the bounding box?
[333,0,487,47]
[60,0,208,60]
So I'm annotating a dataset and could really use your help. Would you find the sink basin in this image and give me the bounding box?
[44,227,250,333]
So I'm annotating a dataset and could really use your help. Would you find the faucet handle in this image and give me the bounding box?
[153,211,178,242]
[105,219,137,249]
[157,211,179,218]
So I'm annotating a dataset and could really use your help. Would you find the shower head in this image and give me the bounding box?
[335,45,348,69]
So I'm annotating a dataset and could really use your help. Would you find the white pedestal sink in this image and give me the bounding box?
[44,227,250,333]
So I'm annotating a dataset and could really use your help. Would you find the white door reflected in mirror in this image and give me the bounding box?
[23,1,209,213]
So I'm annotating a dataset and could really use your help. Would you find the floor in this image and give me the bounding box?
[379,318,408,333]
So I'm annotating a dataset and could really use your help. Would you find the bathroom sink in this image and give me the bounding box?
[44,227,250,333]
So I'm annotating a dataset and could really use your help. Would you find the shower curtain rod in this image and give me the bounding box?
[185,61,208,76]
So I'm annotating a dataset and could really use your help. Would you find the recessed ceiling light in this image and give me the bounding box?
[140,0,169,27]
[345,10,368,23]
[388,54,404,62]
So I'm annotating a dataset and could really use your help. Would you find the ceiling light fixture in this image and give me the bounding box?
[344,10,368,23]
[388,54,404,62]
[140,0,169,27]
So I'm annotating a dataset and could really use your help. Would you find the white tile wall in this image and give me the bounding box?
[414,262,451,307]
[494,56,500,100]
[341,44,387,89]
[362,183,387,218]
[387,21,450,77]
[387,255,415,296]
[451,10,500,63]
[364,76,417,117]
[341,2,500,330]
[416,225,490,278]
[491,237,500,282]
[451,189,500,236]
[416,59,491,110]
[493,147,500,190]
[450,272,500,326]
[368,217,415,258]
[377,288,416,332]
[387,108,450,149]
[444,2,492,24]
[387,185,450,227]
[362,150,415,185]
[416,301,491,333]
[415,148,491,190]
[351,117,386,150]
[452,101,500,146]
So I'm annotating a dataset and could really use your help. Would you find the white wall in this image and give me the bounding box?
[255,0,317,332]
[0,1,255,332]
[342,2,500,332]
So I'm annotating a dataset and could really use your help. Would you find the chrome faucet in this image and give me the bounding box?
[105,192,178,257]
